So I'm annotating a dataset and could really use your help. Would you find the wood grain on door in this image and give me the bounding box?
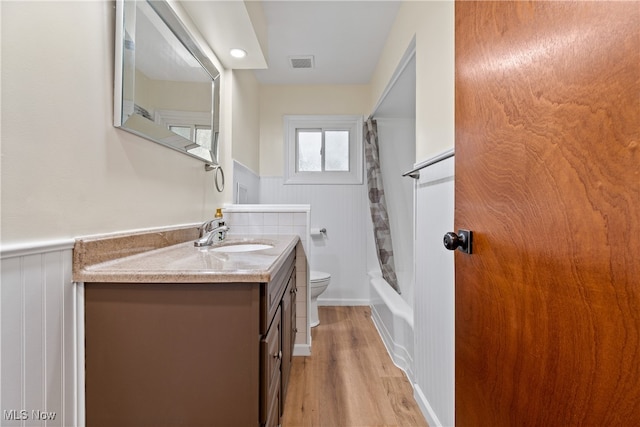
[455,1,640,425]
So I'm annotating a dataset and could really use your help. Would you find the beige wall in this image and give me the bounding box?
[370,1,454,162]
[135,69,212,115]
[231,70,261,174]
[259,84,370,176]
[0,0,454,245]
[0,1,231,245]
[148,80,212,113]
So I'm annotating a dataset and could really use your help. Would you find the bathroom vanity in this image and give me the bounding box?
[73,229,300,427]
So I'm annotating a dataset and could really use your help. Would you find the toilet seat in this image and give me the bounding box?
[310,270,331,285]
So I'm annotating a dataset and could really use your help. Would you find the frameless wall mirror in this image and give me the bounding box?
[114,0,220,165]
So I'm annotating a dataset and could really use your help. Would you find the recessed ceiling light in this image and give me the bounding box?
[230,48,247,59]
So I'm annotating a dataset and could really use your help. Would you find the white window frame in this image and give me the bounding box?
[284,115,363,185]
[155,110,212,147]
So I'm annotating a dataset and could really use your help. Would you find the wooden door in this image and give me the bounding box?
[455,2,640,425]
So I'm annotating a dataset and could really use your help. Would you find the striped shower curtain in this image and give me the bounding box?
[364,118,400,294]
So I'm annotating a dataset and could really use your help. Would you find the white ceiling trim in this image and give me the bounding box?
[181,1,268,70]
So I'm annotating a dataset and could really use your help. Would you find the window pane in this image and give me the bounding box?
[195,128,212,149]
[297,130,322,171]
[169,125,191,140]
[324,130,349,171]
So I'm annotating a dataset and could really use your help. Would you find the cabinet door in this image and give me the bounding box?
[264,368,281,427]
[280,269,296,413]
[262,251,296,334]
[85,282,261,427]
[261,305,282,426]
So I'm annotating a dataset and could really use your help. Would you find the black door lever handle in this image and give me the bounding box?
[443,230,473,254]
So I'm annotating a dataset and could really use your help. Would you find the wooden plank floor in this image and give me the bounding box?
[282,306,429,427]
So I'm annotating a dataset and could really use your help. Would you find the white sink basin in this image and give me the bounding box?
[210,243,274,253]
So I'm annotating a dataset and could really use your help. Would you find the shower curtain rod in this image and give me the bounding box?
[402,148,455,179]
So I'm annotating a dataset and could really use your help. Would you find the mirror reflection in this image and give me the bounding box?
[115,0,220,164]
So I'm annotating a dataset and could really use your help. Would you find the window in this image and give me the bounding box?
[156,110,214,159]
[284,115,363,184]
[156,110,212,148]
[168,124,212,146]
[297,129,350,172]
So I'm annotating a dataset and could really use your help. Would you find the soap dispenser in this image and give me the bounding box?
[215,208,223,219]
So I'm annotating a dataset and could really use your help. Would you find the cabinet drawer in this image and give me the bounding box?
[261,250,295,334]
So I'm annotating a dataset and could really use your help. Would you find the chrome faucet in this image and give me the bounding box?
[194,217,230,247]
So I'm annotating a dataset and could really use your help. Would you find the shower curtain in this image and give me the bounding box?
[364,118,400,294]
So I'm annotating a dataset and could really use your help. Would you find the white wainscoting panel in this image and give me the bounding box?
[413,155,455,427]
[260,177,370,305]
[1,242,77,427]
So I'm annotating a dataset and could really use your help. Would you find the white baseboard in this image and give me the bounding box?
[293,344,311,356]
[414,384,447,427]
[370,303,414,384]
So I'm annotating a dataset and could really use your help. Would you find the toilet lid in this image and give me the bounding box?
[310,270,331,283]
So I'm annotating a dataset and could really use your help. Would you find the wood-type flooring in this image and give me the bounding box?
[282,306,429,427]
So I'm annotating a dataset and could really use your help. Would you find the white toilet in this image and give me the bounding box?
[309,271,331,327]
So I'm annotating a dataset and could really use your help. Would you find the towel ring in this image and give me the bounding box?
[205,164,225,192]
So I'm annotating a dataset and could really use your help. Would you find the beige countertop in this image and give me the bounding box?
[74,234,300,283]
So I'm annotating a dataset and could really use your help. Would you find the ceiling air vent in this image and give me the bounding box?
[289,55,314,69]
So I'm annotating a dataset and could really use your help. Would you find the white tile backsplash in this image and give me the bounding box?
[277,225,294,235]
[233,212,250,226]
[278,212,294,226]
[264,212,279,226]
[248,212,264,226]
[293,212,307,226]
[263,225,279,235]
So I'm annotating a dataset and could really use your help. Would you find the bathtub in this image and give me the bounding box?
[369,270,414,382]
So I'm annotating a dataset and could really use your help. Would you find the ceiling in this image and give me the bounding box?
[253,1,401,85]
[183,1,401,86]
[180,1,413,117]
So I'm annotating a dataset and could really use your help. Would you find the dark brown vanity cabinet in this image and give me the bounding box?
[84,250,297,427]
[260,251,297,427]
[281,270,297,411]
